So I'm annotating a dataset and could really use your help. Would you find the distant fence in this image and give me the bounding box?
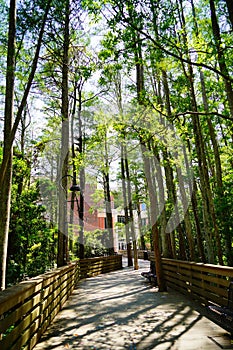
[80,255,122,279]
[118,249,148,260]
[0,254,122,350]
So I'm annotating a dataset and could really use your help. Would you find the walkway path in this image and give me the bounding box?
[34,259,232,350]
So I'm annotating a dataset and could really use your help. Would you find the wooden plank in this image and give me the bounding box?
[10,317,40,350]
[164,270,226,297]
[0,303,41,349]
[0,255,121,350]
[162,258,233,307]
[0,292,42,334]
[0,279,43,315]
[162,258,233,278]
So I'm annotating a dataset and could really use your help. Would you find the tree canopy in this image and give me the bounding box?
[0,0,233,290]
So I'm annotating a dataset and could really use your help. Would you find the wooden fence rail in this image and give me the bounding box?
[79,255,123,279]
[0,255,122,350]
[118,249,148,260]
[3,252,231,349]
[161,258,233,307]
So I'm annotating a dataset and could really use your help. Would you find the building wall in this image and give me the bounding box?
[68,183,148,252]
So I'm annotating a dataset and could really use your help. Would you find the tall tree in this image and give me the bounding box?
[121,142,133,267]
[225,0,233,28]
[0,0,16,290]
[57,0,70,266]
[102,126,115,255]
[0,0,51,288]
[209,0,233,118]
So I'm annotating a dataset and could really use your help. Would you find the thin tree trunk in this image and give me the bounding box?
[141,142,166,291]
[200,70,232,265]
[192,180,206,263]
[161,70,191,259]
[78,89,85,259]
[209,0,233,118]
[124,147,139,270]
[152,143,172,258]
[134,182,145,250]
[183,143,206,262]
[132,10,166,286]
[103,170,114,254]
[121,144,133,267]
[191,109,223,263]
[112,68,133,261]
[0,0,51,188]
[163,148,186,260]
[176,166,195,260]
[178,0,223,264]
[71,71,85,260]
[78,168,85,259]
[57,0,70,267]
[0,0,16,290]
[69,81,78,255]
[225,0,233,29]
[103,127,115,254]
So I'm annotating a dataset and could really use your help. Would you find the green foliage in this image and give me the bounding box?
[7,182,56,286]
[1,0,233,282]
[0,0,8,48]
[76,229,109,258]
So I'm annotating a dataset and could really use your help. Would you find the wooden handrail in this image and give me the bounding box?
[0,254,122,350]
[160,257,233,307]
[5,254,232,349]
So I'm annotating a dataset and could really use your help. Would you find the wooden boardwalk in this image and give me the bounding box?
[34,259,232,350]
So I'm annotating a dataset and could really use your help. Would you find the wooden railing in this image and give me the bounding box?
[118,249,149,260]
[79,255,122,279]
[161,258,233,307]
[4,252,232,349]
[0,254,122,350]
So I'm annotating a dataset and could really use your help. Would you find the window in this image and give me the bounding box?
[141,203,146,211]
[117,215,125,224]
[141,218,147,226]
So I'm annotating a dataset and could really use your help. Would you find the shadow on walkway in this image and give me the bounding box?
[34,259,230,350]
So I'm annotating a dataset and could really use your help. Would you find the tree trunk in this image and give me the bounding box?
[191,112,223,264]
[177,166,195,261]
[134,181,145,250]
[124,147,139,270]
[163,148,186,260]
[70,66,86,260]
[161,69,190,259]
[191,86,223,264]
[225,0,233,29]
[178,0,223,264]
[0,0,16,290]
[141,142,167,291]
[132,10,166,285]
[183,142,206,262]
[192,180,206,263]
[121,144,133,267]
[209,0,233,118]
[77,87,85,259]
[103,170,115,254]
[200,70,232,265]
[103,127,115,254]
[79,168,85,259]
[70,81,78,255]
[0,0,51,189]
[152,143,172,258]
[57,0,70,267]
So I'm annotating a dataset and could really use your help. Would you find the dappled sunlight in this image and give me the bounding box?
[34,262,225,350]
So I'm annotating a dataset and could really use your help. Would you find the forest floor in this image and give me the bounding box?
[34,258,232,350]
